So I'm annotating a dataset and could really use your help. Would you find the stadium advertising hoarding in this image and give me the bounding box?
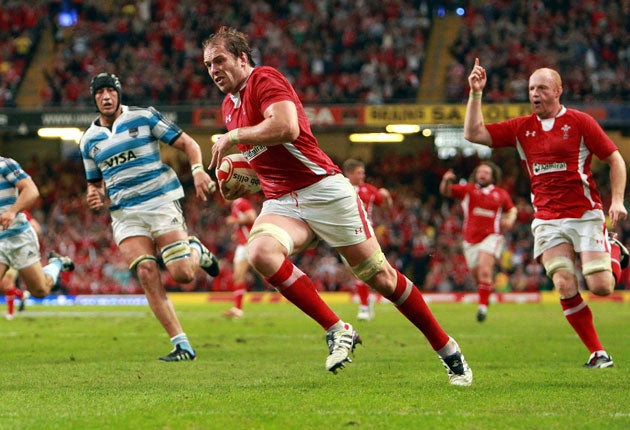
[0,103,626,132]
[0,104,630,131]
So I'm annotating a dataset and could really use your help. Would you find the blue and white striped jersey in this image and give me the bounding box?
[0,156,30,239]
[79,105,185,212]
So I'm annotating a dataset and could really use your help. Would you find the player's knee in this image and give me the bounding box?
[582,257,614,296]
[130,255,160,285]
[160,241,191,266]
[27,286,47,299]
[247,224,292,270]
[169,264,196,284]
[248,223,293,256]
[584,273,615,297]
[543,256,575,277]
[351,250,386,283]
[589,283,614,296]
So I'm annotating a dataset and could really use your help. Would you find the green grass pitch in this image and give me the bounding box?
[0,299,628,429]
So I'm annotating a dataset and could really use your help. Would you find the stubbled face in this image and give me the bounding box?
[346,166,365,186]
[528,70,562,119]
[203,43,248,95]
[475,164,494,187]
[94,87,119,117]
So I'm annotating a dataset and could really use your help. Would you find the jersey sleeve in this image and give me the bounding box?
[580,112,618,159]
[2,158,29,184]
[486,118,520,148]
[252,68,297,114]
[501,188,515,211]
[147,106,183,145]
[449,183,468,199]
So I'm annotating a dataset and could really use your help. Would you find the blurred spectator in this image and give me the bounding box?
[40,0,432,107]
[448,0,629,103]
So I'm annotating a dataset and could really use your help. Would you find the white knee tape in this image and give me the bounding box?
[351,250,386,282]
[543,256,575,276]
[248,223,294,255]
[582,256,611,276]
[160,241,191,266]
[129,254,158,273]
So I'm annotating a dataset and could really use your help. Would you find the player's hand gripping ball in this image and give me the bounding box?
[215,153,261,198]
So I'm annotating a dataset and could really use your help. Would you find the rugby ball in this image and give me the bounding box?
[216,153,261,196]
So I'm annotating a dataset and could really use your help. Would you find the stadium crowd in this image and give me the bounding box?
[41,0,432,107]
[447,0,630,103]
[28,0,629,108]
[0,1,46,107]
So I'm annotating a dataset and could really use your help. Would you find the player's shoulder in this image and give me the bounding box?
[250,66,288,83]
[125,105,158,117]
[0,156,18,171]
[561,107,597,124]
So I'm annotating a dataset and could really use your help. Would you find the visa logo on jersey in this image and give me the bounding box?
[104,150,137,168]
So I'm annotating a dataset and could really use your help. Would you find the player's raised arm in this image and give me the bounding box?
[463,58,492,146]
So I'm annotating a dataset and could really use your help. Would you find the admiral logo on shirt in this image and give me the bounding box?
[243,146,267,161]
[533,162,567,175]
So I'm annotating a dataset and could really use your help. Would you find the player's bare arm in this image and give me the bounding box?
[439,169,456,197]
[0,177,39,230]
[604,150,628,227]
[172,133,214,201]
[500,207,518,230]
[86,180,106,211]
[209,100,299,172]
[463,58,492,146]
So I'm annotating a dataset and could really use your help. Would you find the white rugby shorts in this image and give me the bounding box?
[110,200,187,246]
[259,174,374,249]
[463,233,505,269]
[234,243,248,264]
[0,225,41,270]
[531,209,609,258]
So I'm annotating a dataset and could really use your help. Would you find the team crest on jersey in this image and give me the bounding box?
[129,127,139,138]
[561,124,570,139]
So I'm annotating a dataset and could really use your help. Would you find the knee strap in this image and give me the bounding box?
[351,249,386,282]
[129,255,158,273]
[543,256,575,276]
[582,256,611,276]
[248,223,294,255]
[160,241,191,266]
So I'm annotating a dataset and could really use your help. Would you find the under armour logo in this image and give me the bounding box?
[226,114,232,123]
[525,130,536,137]
[354,227,363,235]
[171,218,179,225]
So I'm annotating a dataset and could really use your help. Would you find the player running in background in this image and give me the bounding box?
[223,197,258,318]
[0,156,74,319]
[204,26,472,385]
[80,73,219,362]
[342,158,393,321]
[2,212,41,319]
[440,161,516,322]
[464,58,628,368]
